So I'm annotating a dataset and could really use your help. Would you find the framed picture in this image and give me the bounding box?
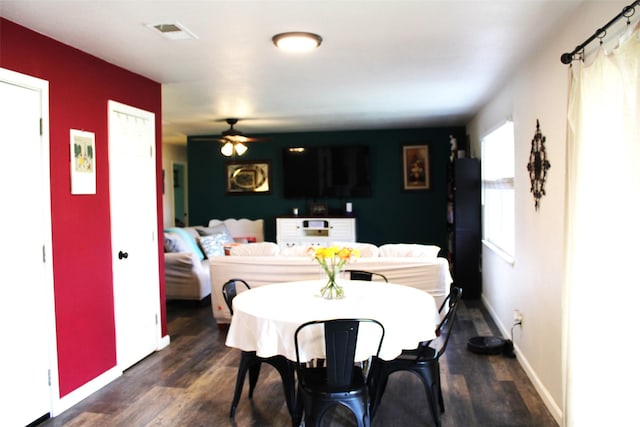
[225,161,271,194]
[402,144,430,190]
[70,129,96,195]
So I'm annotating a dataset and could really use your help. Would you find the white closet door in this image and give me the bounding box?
[108,101,161,371]
[0,69,54,426]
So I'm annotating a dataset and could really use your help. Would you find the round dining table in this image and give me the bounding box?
[225,279,440,362]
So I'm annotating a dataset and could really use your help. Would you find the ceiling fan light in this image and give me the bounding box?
[234,142,248,156]
[272,32,322,52]
[221,141,234,156]
[227,134,248,143]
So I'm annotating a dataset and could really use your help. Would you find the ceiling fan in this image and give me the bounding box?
[191,118,268,157]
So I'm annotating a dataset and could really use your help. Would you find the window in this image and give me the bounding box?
[481,121,515,260]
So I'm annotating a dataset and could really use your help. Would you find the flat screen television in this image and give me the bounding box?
[282,145,372,198]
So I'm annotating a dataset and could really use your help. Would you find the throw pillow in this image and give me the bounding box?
[196,223,233,241]
[280,245,314,257]
[164,232,191,253]
[378,244,441,258]
[229,242,279,256]
[197,234,230,258]
[164,227,206,260]
[332,241,379,258]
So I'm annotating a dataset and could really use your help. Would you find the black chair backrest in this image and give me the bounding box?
[344,269,389,282]
[221,278,251,315]
[417,286,462,360]
[295,318,385,391]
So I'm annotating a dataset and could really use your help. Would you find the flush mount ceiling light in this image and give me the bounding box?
[272,32,322,52]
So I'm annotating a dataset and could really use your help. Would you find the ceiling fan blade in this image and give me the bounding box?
[190,118,271,144]
[189,135,226,142]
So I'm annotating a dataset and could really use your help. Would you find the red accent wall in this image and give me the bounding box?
[0,18,166,397]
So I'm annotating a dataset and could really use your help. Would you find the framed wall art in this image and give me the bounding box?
[70,129,96,195]
[225,161,271,194]
[527,119,551,210]
[402,144,430,190]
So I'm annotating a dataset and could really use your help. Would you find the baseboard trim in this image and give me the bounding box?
[481,294,563,426]
[158,334,171,350]
[51,366,122,416]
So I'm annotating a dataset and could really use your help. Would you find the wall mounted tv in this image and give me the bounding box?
[282,145,372,198]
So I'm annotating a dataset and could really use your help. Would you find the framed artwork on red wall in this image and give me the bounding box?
[70,129,96,195]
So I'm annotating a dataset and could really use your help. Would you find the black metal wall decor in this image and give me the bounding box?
[527,119,551,211]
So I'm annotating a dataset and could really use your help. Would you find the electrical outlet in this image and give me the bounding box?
[513,309,523,325]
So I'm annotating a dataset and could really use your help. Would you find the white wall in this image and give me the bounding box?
[161,143,187,228]
[466,1,631,424]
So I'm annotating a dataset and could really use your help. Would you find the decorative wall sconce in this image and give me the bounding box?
[527,119,551,210]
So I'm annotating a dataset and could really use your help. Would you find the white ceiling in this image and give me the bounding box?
[1,0,583,144]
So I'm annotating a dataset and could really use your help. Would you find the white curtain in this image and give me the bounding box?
[564,24,639,426]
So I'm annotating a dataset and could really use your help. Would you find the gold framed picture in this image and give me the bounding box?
[402,145,430,190]
[225,161,271,194]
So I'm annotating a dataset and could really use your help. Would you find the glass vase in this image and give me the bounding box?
[319,266,345,300]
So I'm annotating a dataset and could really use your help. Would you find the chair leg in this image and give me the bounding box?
[263,356,297,423]
[230,351,256,418]
[429,381,442,427]
[414,367,441,427]
[293,386,304,427]
[368,365,391,419]
[248,362,262,398]
[436,363,445,413]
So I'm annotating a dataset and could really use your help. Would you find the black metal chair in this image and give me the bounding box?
[222,279,297,425]
[367,286,462,427]
[293,318,385,427]
[343,269,389,282]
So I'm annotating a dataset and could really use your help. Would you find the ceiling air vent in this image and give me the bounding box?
[146,22,197,40]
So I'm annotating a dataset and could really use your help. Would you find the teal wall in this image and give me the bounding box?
[187,126,466,249]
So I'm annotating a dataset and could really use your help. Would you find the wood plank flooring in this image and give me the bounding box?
[39,298,558,427]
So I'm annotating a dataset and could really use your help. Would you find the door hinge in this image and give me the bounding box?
[155,314,159,325]
[42,245,46,263]
[40,118,43,136]
[48,369,51,386]
[150,145,153,158]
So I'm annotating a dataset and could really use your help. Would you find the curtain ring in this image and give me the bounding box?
[596,28,606,45]
[622,5,635,25]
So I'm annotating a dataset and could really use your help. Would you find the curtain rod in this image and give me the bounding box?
[560,0,639,64]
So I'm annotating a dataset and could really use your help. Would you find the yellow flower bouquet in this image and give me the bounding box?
[309,246,360,299]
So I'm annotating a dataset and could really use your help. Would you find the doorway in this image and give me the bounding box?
[108,100,161,371]
[172,162,187,226]
[0,68,56,426]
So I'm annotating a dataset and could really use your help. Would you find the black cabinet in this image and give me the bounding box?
[447,158,481,299]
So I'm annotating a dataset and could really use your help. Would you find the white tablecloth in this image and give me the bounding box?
[225,280,439,362]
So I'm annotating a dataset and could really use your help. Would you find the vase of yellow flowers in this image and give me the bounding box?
[310,246,360,299]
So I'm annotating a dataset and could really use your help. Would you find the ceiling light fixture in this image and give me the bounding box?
[234,142,248,156]
[272,32,322,52]
[220,140,248,157]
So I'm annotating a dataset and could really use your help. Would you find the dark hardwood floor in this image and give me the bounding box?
[39,298,558,427]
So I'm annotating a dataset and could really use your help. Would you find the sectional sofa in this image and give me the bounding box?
[209,244,453,325]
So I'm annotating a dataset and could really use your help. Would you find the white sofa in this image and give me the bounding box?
[210,252,453,325]
[164,218,265,301]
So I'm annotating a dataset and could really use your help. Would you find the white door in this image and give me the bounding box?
[0,69,55,425]
[108,101,161,371]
